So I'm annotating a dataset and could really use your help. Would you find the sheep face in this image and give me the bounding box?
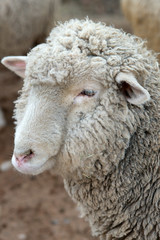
[1,20,152,178]
[2,54,149,178]
[13,72,105,176]
[10,54,112,176]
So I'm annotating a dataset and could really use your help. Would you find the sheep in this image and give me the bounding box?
[1,19,160,240]
[0,0,55,59]
[121,0,160,61]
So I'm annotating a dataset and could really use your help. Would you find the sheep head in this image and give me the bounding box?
[1,20,153,179]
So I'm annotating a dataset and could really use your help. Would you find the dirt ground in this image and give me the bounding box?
[0,2,131,240]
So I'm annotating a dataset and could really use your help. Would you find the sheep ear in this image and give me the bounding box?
[1,56,27,78]
[115,72,150,105]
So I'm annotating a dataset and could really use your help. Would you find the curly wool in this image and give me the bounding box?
[15,19,160,240]
[26,18,159,86]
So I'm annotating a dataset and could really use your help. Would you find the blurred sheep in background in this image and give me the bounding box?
[0,0,55,58]
[121,0,160,61]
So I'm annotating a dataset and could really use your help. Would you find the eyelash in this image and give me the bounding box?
[78,89,96,97]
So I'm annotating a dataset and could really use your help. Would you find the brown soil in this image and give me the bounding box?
[0,6,131,240]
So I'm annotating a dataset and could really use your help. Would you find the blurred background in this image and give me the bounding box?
[0,0,159,240]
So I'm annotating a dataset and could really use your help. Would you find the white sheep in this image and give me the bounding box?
[0,0,55,59]
[121,0,160,61]
[2,19,160,240]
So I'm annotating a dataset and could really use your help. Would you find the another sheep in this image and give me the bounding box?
[0,0,55,59]
[121,0,160,61]
[2,19,160,240]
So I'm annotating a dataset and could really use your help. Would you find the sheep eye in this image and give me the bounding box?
[79,89,96,97]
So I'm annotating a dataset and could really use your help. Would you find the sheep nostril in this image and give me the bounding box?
[15,150,34,164]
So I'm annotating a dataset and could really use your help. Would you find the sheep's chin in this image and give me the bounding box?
[11,155,55,175]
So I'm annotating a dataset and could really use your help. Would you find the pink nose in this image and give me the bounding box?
[15,150,34,166]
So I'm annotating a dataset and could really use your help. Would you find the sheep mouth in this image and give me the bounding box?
[11,155,55,175]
